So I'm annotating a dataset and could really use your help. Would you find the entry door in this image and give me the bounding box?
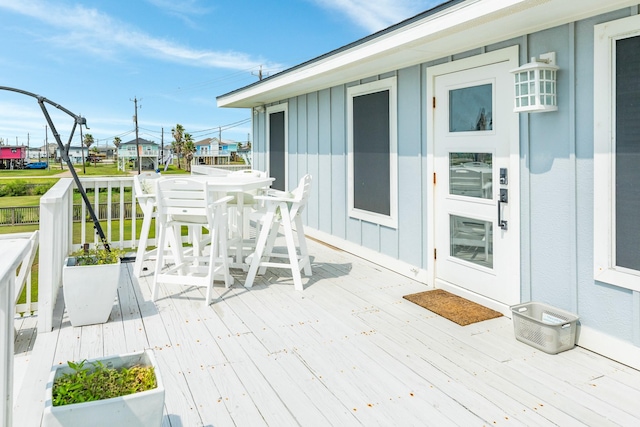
[433,59,519,306]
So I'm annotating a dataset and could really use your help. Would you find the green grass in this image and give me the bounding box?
[0,168,62,177]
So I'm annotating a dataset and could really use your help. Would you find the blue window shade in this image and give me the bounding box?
[352,90,390,216]
[615,35,640,271]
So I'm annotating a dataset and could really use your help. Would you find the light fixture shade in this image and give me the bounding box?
[511,53,558,113]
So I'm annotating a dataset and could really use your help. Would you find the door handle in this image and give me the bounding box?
[498,200,508,230]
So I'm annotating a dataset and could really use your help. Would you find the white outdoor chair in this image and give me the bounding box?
[152,177,233,307]
[244,174,312,291]
[133,171,161,277]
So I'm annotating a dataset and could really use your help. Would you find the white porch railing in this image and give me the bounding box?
[191,164,249,175]
[0,231,39,315]
[37,176,139,333]
[1,236,31,427]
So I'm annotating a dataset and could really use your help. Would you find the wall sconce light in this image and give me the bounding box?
[511,52,558,113]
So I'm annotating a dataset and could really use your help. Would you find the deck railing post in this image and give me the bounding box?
[38,178,74,333]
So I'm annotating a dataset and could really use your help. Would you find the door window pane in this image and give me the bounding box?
[449,153,492,199]
[450,215,493,268]
[449,84,493,132]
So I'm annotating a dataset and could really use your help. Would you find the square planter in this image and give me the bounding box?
[62,257,121,326]
[43,349,165,427]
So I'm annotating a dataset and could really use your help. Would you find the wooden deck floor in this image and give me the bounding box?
[13,237,640,426]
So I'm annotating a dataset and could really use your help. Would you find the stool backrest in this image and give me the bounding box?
[289,174,312,219]
[134,171,161,196]
[156,178,212,226]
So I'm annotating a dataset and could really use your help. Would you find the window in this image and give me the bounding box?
[594,15,640,291]
[347,78,398,228]
[266,103,287,192]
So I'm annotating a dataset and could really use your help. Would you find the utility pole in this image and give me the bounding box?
[44,124,50,170]
[80,120,86,174]
[252,65,269,80]
[131,96,142,174]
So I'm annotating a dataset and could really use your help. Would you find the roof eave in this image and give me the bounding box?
[217,0,637,109]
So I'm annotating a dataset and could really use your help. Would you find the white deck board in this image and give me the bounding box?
[14,236,640,426]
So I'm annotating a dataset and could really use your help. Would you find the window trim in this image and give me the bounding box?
[347,77,398,228]
[594,14,640,292]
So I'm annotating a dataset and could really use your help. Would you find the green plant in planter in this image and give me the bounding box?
[52,359,157,406]
[69,244,126,266]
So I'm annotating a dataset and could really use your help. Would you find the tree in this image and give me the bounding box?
[82,133,94,172]
[112,136,121,167]
[171,124,185,169]
[183,133,195,172]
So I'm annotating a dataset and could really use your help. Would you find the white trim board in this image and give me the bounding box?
[304,227,430,285]
[577,325,640,371]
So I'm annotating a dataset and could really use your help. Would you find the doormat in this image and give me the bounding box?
[403,289,502,326]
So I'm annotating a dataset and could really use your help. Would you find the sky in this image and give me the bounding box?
[0,0,442,150]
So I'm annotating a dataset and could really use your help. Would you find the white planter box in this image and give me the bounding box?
[62,257,120,326]
[43,349,165,427]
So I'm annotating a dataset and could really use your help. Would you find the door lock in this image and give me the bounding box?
[500,188,508,203]
[500,168,508,185]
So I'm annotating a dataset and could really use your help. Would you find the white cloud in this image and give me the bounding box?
[0,0,280,71]
[312,0,441,32]
[145,0,212,16]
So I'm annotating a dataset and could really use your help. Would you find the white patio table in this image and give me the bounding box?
[185,174,274,267]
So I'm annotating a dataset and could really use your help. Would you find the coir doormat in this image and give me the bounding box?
[403,289,502,326]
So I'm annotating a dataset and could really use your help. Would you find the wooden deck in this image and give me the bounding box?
[13,237,640,426]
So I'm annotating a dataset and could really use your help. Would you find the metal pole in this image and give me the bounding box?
[0,86,110,251]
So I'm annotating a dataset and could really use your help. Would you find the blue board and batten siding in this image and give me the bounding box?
[251,7,640,351]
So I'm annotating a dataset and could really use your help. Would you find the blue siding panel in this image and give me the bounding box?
[307,92,320,229]
[397,65,424,267]
[318,89,332,234]
[330,86,347,239]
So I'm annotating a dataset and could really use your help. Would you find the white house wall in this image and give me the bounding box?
[251,6,640,362]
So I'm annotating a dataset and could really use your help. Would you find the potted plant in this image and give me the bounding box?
[43,349,165,427]
[63,243,126,327]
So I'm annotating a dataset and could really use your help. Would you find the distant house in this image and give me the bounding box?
[56,146,88,165]
[192,137,233,165]
[27,147,42,161]
[236,141,252,166]
[218,0,640,369]
[0,145,27,169]
[117,138,159,171]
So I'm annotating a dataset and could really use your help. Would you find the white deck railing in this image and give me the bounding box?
[37,176,138,333]
[1,235,31,427]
